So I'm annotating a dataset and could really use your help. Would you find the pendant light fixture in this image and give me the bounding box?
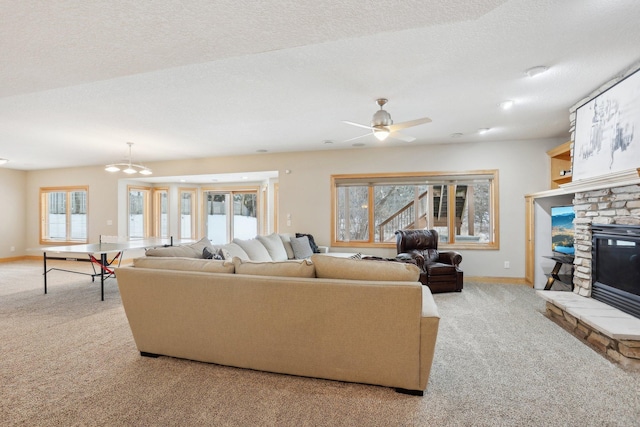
[105,142,152,175]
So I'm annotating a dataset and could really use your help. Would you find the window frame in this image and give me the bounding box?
[200,186,261,244]
[127,185,152,239]
[331,170,499,250]
[152,187,169,238]
[39,186,89,245]
[178,187,198,240]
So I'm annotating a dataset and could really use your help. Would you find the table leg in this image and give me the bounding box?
[100,253,106,301]
[544,261,562,290]
[43,252,48,294]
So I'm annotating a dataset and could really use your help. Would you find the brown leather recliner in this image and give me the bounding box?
[395,229,463,293]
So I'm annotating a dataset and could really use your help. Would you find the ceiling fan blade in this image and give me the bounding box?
[389,131,416,143]
[342,120,375,131]
[388,117,432,132]
[343,132,372,143]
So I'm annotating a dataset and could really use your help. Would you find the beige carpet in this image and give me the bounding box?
[1,260,639,426]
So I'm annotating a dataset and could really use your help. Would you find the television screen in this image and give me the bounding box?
[551,206,575,255]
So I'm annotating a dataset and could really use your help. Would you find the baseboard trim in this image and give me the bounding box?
[465,276,528,285]
[0,256,29,263]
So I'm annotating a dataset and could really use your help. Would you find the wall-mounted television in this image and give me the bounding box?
[551,205,575,255]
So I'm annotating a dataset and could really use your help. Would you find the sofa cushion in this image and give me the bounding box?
[219,242,250,261]
[232,257,315,278]
[233,238,272,262]
[290,235,314,259]
[311,254,420,282]
[257,233,289,262]
[133,256,235,273]
[144,237,215,259]
[279,233,296,259]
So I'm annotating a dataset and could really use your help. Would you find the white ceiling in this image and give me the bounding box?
[1,0,640,171]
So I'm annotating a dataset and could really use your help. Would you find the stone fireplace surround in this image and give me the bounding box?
[537,61,640,370]
[537,175,640,371]
[537,179,640,371]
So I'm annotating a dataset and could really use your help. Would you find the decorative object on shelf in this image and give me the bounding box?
[105,142,152,175]
[573,68,640,181]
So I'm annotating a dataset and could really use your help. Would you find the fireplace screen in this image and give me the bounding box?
[591,224,640,319]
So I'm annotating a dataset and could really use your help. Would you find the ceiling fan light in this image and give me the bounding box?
[105,165,120,172]
[373,129,389,141]
[123,166,137,174]
[139,168,152,175]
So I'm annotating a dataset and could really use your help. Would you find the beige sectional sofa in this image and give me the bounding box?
[116,254,440,395]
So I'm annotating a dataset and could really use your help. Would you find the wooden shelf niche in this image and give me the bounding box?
[547,141,572,189]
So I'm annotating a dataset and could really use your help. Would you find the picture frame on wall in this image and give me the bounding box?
[573,68,640,181]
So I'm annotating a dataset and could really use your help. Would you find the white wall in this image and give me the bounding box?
[15,137,564,277]
[0,168,27,258]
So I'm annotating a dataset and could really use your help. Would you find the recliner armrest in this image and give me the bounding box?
[438,251,462,267]
[397,251,425,269]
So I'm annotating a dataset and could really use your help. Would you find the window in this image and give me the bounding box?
[203,189,259,245]
[153,188,169,238]
[40,186,88,244]
[179,188,197,240]
[128,186,151,239]
[331,171,498,249]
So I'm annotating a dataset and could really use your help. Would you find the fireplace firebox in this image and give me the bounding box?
[591,224,640,319]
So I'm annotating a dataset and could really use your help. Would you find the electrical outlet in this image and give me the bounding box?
[504,261,510,269]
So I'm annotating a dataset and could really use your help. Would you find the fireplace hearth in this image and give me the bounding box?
[591,224,640,319]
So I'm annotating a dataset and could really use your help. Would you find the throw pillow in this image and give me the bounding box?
[256,233,289,262]
[295,233,321,253]
[279,233,296,259]
[349,253,362,260]
[233,238,272,262]
[203,247,223,260]
[290,235,314,259]
[219,242,250,261]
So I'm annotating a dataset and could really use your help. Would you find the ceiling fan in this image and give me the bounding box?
[343,98,432,143]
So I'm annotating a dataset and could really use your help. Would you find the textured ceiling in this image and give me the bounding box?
[1,0,639,171]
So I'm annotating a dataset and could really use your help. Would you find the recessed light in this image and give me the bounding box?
[352,143,365,147]
[499,100,514,110]
[323,140,334,144]
[478,128,490,134]
[525,65,549,78]
[256,149,268,153]
[450,133,463,138]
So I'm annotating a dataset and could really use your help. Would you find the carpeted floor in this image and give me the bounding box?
[1,260,638,426]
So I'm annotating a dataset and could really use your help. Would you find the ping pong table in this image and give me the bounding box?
[40,237,189,301]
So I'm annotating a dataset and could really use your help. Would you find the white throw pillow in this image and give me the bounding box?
[279,233,296,259]
[257,233,289,262]
[219,242,250,261]
[290,235,314,259]
[233,238,272,262]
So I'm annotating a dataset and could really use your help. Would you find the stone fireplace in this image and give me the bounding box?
[537,61,640,369]
[572,183,640,299]
[539,179,640,370]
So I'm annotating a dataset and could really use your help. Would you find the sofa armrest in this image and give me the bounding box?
[438,251,462,267]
